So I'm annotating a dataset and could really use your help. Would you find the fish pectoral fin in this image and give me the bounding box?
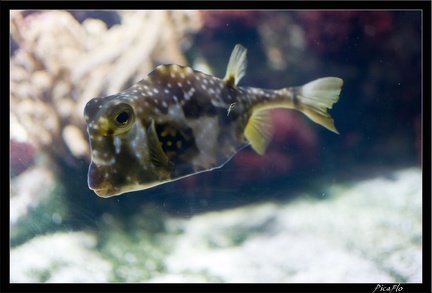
[224,44,247,87]
[147,120,174,178]
[295,77,343,134]
[244,109,274,155]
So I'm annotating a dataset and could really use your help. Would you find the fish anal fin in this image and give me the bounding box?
[244,109,274,155]
[147,120,174,178]
[224,44,247,87]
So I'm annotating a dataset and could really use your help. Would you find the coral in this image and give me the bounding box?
[297,11,394,54]
[10,10,203,170]
[295,11,421,166]
[10,139,36,176]
[200,11,262,29]
[257,12,307,72]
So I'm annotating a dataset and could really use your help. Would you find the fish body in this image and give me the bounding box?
[84,44,343,197]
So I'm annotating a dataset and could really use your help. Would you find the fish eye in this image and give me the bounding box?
[112,103,135,129]
[116,111,129,125]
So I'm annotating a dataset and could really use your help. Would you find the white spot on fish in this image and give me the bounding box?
[184,88,195,101]
[114,137,122,154]
[153,88,159,94]
[211,98,226,107]
[167,104,185,118]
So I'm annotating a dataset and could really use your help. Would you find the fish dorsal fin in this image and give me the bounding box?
[224,44,247,87]
[244,109,274,155]
[147,120,174,178]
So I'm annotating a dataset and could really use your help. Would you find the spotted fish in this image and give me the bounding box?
[84,44,343,197]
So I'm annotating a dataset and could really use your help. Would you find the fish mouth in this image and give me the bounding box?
[89,179,118,197]
[92,184,115,197]
[87,163,118,197]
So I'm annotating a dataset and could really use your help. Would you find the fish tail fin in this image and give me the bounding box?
[224,44,247,87]
[294,77,343,134]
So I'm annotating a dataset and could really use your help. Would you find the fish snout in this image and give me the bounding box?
[87,163,118,197]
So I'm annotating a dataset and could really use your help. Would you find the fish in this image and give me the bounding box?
[84,44,343,197]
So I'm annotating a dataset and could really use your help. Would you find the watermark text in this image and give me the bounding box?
[372,284,403,293]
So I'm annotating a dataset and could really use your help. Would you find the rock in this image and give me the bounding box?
[155,167,422,282]
[10,165,67,246]
[10,167,421,283]
[10,232,112,283]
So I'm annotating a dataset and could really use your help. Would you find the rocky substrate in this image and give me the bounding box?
[10,167,422,283]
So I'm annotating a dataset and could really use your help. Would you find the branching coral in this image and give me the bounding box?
[10,10,202,168]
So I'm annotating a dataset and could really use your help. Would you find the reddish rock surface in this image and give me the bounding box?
[10,139,37,176]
